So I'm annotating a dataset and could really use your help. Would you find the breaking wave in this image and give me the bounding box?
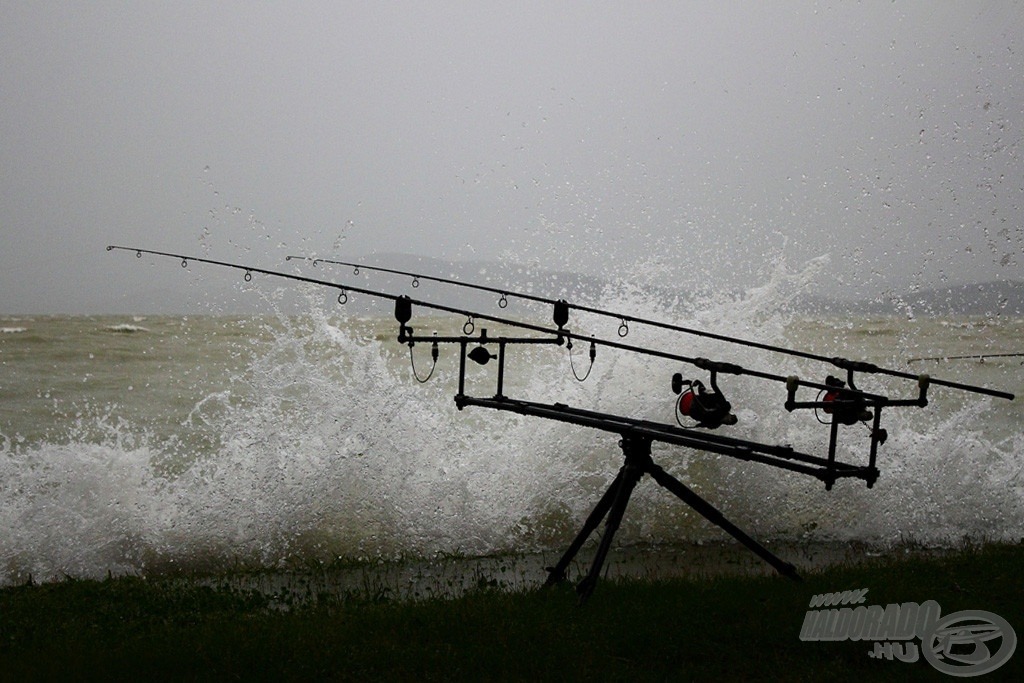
[1,256,1021,586]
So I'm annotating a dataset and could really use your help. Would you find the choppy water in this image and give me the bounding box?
[1,281,1021,587]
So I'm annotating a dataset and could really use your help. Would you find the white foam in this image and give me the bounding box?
[104,324,150,333]
[1,258,1020,586]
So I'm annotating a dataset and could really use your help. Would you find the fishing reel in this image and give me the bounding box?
[818,375,873,426]
[672,372,737,429]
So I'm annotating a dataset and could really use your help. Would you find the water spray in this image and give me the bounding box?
[109,246,1015,602]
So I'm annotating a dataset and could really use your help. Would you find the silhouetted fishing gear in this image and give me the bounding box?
[409,333,440,383]
[672,373,737,429]
[816,376,872,426]
[109,244,563,335]
[285,254,1014,401]
[567,337,597,382]
[110,244,1016,603]
[112,246,897,400]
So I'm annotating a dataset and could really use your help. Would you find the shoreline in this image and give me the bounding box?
[3,540,1021,680]
[7,538,967,606]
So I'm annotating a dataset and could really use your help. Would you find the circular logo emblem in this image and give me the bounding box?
[922,610,1016,677]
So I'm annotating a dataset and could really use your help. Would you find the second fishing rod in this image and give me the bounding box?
[286,255,1014,401]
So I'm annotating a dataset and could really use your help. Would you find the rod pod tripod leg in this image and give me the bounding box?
[575,447,645,602]
[542,436,647,599]
[543,433,801,603]
[645,462,801,581]
[543,467,627,587]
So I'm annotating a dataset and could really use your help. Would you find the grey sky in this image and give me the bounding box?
[1,1,1021,314]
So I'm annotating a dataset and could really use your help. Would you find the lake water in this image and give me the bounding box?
[2,286,1021,587]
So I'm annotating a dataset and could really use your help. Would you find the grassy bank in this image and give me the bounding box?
[2,542,1022,681]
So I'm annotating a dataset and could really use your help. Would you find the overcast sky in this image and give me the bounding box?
[1,1,1021,314]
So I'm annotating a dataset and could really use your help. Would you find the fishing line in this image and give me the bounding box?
[908,352,1024,363]
[408,336,438,384]
[567,337,596,382]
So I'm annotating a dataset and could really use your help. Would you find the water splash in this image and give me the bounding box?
[1,256,1020,586]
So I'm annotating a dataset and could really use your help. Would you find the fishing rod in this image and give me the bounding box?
[107,245,565,336]
[285,255,1014,401]
[908,353,1024,363]
[285,255,822,352]
[109,245,884,399]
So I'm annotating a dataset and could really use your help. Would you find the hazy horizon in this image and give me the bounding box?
[4,248,1020,318]
[2,2,1022,314]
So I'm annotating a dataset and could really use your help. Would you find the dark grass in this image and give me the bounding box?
[2,542,1022,681]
